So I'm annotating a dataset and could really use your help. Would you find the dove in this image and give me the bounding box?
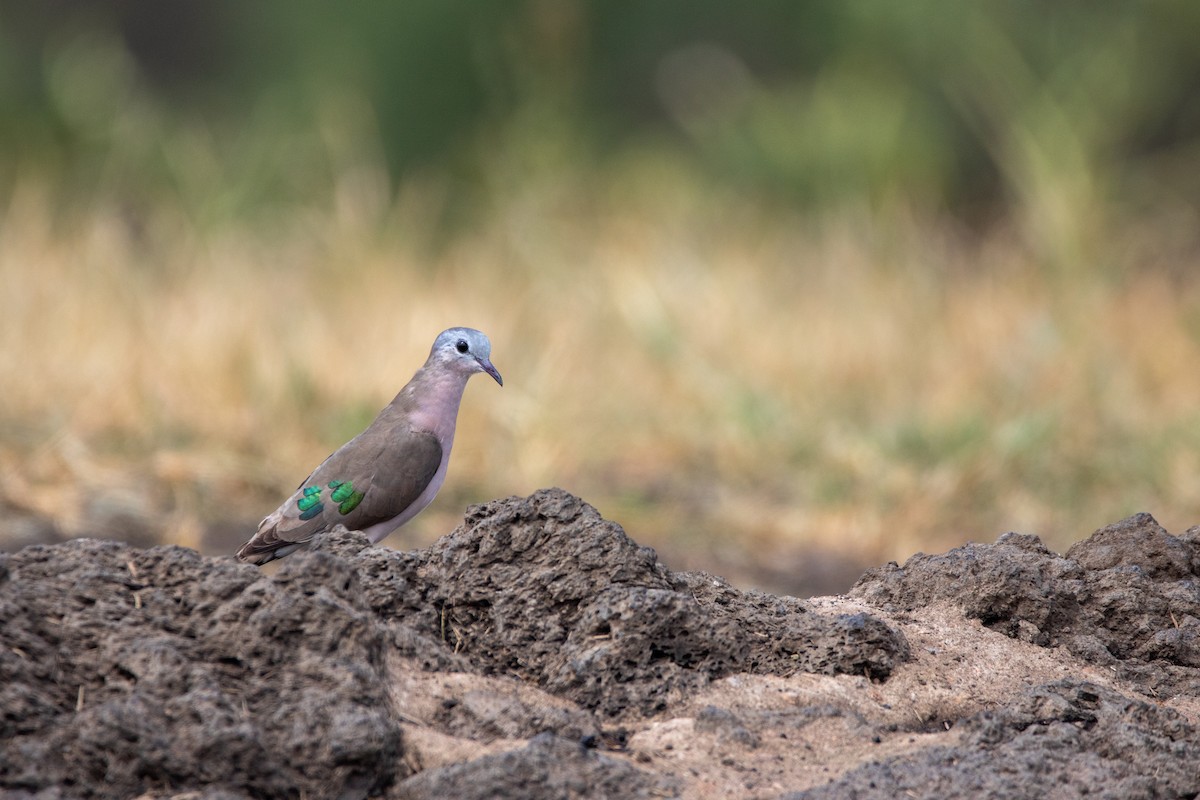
[237,327,502,564]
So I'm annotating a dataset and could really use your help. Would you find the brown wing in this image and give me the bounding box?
[236,426,442,564]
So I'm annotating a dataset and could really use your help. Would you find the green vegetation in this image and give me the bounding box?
[2,2,1199,586]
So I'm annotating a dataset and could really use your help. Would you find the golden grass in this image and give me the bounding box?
[3,154,1200,588]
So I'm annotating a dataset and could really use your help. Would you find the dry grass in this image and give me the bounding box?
[3,150,1200,590]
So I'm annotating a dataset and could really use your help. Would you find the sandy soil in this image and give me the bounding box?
[3,490,1198,798]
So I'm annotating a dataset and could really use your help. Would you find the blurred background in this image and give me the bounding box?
[2,1,1200,595]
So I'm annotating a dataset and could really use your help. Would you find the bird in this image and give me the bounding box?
[236,327,502,564]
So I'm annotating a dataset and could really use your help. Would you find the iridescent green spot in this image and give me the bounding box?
[329,480,364,515]
[297,487,322,512]
[337,490,364,515]
[299,502,324,520]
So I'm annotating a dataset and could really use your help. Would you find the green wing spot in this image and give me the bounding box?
[299,502,324,520]
[297,486,322,513]
[327,480,365,515]
[338,490,365,515]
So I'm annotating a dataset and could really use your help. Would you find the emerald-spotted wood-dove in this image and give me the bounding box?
[236,327,502,564]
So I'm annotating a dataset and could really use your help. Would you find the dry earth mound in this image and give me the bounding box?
[2,489,1199,798]
[852,512,1200,699]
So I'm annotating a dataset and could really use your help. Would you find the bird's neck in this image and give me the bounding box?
[390,365,471,445]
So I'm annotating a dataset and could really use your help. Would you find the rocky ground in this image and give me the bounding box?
[3,488,1199,799]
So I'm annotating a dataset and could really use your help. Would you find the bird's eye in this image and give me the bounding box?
[456,340,469,353]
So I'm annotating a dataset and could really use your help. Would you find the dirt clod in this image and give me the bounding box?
[396,731,678,800]
[355,489,909,716]
[786,680,1200,800]
[3,492,1200,798]
[852,511,1200,699]
[0,540,403,799]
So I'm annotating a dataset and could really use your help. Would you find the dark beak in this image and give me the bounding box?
[477,356,503,386]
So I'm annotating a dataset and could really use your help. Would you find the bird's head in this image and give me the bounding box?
[431,327,503,386]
